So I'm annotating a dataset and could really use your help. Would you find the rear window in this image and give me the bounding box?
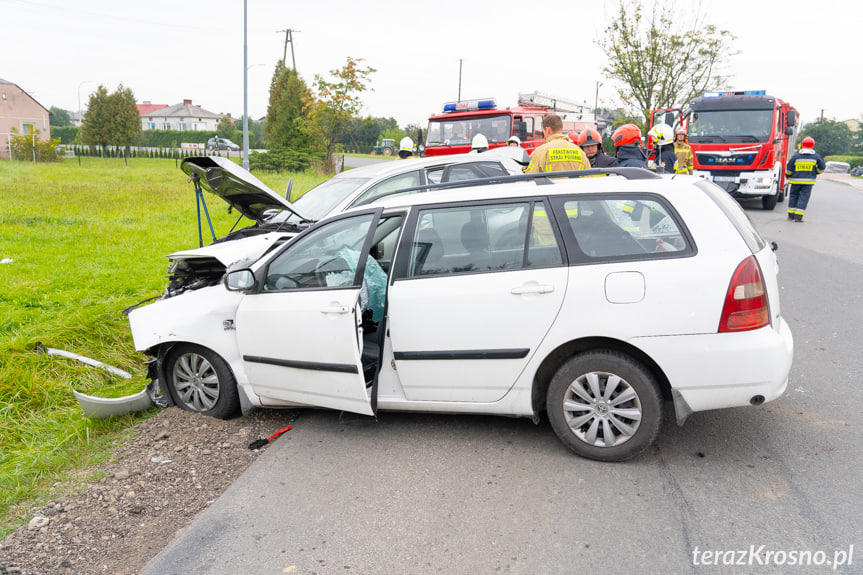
[555,196,691,259]
[697,180,767,253]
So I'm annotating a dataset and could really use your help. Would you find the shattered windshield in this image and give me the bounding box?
[688,109,774,144]
[426,114,512,147]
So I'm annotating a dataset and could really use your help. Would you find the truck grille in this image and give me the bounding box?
[696,152,758,167]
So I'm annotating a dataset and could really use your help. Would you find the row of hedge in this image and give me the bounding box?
[49,128,260,148]
[64,145,233,159]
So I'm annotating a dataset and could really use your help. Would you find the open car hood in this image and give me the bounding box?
[180,156,309,223]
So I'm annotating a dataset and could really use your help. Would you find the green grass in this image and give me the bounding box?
[0,156,328,536]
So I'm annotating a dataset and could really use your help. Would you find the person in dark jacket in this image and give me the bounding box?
[612,124,648,168]
[577,128,618,168]
[785,136,826,222]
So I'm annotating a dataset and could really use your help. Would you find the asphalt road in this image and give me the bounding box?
[141,178,863,575]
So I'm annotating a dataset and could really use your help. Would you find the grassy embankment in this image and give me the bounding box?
[0,157,327,536]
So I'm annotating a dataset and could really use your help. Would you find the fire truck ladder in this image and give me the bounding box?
[518,91,587,114]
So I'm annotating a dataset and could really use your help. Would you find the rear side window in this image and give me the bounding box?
[555,196,691,259]
[697,180,767,253]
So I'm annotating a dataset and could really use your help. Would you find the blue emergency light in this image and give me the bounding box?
[703,90,766,98]
[441,98,497,113]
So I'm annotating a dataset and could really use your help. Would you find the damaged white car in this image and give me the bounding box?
[128,168,793,461]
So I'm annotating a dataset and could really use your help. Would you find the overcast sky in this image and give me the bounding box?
[3,0,859,127]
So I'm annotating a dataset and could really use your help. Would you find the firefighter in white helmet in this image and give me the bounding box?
[647,123,677,173]
[398,137,414,159]
[471,133,489,152]
[673,128,693,174]
[506,135,521,147]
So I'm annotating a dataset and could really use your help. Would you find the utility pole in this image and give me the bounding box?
[458,59,463,101]
[594,81,602,122]
[278,29,300,70]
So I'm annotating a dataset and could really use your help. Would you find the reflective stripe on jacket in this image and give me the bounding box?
[526,133,591,173]
[785,149,825,184]
[673,142,694,174]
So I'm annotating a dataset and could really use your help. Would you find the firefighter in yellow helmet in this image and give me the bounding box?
[673,128,694,174]
[525,114,590,173]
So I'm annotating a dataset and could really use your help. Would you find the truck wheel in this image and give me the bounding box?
[546,350,662,462]
[762,193,778,210]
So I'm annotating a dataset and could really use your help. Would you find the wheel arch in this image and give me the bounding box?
[531,336,672,414]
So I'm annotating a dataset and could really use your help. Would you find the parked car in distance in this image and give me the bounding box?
[207,137,240,151]
[128,167,793,461]
[158,148,527,298]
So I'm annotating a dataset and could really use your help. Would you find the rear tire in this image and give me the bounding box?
[383,148,393,156]
[546,350,662,461]
[164,344,240,419]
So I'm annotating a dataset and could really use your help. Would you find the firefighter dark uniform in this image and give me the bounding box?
[673,140,694,174]
[526,133,590,173]
[785,137,825,222]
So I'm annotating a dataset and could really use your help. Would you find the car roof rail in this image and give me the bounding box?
[354,167,662,207]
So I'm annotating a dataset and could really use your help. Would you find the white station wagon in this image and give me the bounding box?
[128,168,793,461]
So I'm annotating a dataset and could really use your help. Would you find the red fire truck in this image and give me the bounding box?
[423,92,597,157]
[651,90,799,210]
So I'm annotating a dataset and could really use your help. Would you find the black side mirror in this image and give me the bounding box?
[786,110,797,127]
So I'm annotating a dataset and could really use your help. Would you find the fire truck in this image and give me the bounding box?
[650,90,799,210]
[423,91,597,157]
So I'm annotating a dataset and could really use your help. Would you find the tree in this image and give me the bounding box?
[799,120,852,157]
[79,84,141,154]
[80,85,112,154]
[217,116,239,142]
[305,57,377,171]
[49,106,72,127]
[110,84,142,151]
[598,0,736,126]
[266,61,314,151]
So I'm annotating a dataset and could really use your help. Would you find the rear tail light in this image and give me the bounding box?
[719,256,769,332]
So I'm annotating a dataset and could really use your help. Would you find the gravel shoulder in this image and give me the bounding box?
[0,406,295,575]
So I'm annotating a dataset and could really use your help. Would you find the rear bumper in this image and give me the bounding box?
[631,318,793,421]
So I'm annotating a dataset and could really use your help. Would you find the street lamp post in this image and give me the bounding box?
[242,0,250,170]
[594,81,602,122]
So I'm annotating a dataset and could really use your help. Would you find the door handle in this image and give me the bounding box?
[320,304,350,314]
[511,284,554,295]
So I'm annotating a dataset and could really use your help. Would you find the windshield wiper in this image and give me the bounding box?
[735,135,760,142]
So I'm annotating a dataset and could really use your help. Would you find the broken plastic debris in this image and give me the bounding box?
[0,258,13,264]
[35,342,132,378]
[73,388,153,419]
[150,456,173,464]
[34,342,156,418]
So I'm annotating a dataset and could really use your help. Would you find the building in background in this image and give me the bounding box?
[0,78,51,159]
[141,99,221,131]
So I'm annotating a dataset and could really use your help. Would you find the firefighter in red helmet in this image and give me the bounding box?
[612,124,648,168]
[578,128,618,168]
[785,136,825,222]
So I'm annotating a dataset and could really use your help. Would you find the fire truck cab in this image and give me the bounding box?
[424,93,596,158]
[651,91,799,210]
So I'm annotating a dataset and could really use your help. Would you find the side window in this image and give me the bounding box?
[264,213,375,291]
[524,118,534,141]
[563,197,688,258]
[407,201,562,277]
[353,171,422,205]
[441,161,507,183]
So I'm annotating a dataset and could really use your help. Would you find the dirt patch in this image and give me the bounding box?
[0,406,295,575]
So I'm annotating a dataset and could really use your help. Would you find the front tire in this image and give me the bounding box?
[164,344,240,419]
[762,192,778,210]
[546,351,662,461]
